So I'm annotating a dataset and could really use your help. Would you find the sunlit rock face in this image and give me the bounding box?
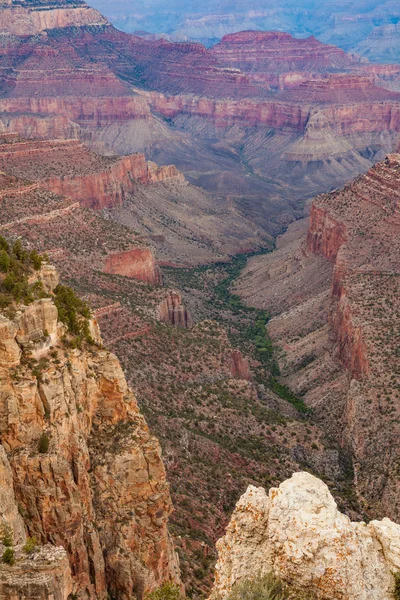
[0,265,180,599]
[212,472,400,600]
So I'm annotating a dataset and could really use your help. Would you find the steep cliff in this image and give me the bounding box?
[211,472,400,600]
[235,155,400,520]
[0,248,180,599]
[0,139,185,210]
[0,0,109,35]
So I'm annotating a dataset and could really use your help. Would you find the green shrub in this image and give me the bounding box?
[224,574,314,600]
[22,537,37,555]
[394,573,400,600]
[1,547,15,565]
[145,582,183,600]
[1,526,13,547]
[0,238,47,306]
[54,284,93,345]
[38,433,50,454]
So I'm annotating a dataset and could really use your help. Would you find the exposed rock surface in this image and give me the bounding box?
[235,155,400,520]
[212,472,400,600]
[0,3,400,239]
[0,266,180,599]
[0,139,185,210]
[0,0,108,35]
[157,290,192,327]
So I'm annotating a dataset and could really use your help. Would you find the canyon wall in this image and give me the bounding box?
[235,154,400,519]
[0,265,180,599]
[0,0,109,35]
[44,153,184,210]
[103,247,162,285]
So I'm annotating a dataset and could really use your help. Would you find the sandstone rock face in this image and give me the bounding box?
[103,247,162,285]
[0,0,108,35]
[229,349,250,381]
[43,153,185,210]
[157,291,191,327]
[0,267,180,599]
[212,472,400,600]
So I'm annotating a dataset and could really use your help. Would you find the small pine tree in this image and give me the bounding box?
[1,547,15,565]
[38,433,50,454]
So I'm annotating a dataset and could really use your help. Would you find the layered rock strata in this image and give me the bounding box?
[212,472,400,600]
[0,265,180,599]
[235,155,400,519]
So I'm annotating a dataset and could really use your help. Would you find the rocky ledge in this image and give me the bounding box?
[212,472,400,600]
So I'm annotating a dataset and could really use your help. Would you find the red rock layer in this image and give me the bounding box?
[156,291,191,327]
[230,349,251,381]
[0,137,185,211]
[103,248,162,285]
[211,31,359,73]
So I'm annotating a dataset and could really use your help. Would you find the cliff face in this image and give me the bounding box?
[43,154,185,210]
[0,265,180,599]
[156,291,191,327]
[235,155,400,520]
[103,248,162,285]
[211,472,400,600]
[0,138,185,211]
[0,0,109,35]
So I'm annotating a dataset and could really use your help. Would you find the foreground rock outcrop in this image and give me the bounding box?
[212,472,400,600]
[0,259,180,599]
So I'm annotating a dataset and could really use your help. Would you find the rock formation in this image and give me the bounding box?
[212,472,400,600]
[103,247,162,285]
[0,1,399,235]
[235,154,400,520]
[0,0,108,35]
[156,290,191,327]
[0,261,180,599]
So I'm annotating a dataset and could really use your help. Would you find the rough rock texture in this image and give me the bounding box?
[44,154,185,210]
[0,267,180,599]
[103,247,162,285]
[235,155,400,521]
[212,472,400,600]
[156,290,191,327]
[0,139,185,210]
[0,0,108,35]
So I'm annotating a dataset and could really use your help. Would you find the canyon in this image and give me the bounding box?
[0,0,399,599]
[0,133,363,597]
[235,154,400,520]
[0,0,400,253]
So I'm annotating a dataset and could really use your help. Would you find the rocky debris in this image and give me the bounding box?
[0,264,180,599]
[212,472,400,600]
